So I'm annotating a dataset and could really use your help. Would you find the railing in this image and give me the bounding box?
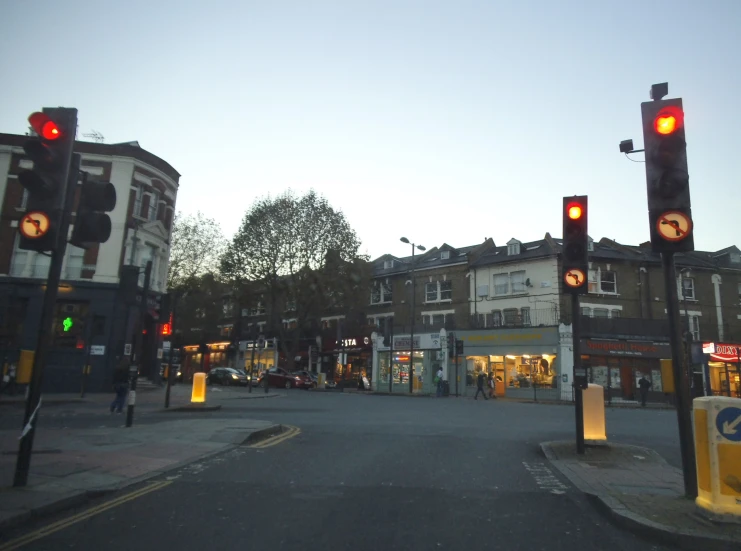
[469,309,559,330]
[580,316,670,341]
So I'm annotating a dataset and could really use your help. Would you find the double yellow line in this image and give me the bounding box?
[0,481,171,551]
[248,425,301,449]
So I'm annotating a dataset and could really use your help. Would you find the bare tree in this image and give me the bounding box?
[167,211,226,290]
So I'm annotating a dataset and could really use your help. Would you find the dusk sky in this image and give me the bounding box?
[2,1,739,260]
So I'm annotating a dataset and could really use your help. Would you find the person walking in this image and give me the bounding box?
[435,366,444,397]
[638,374,652,407]
[110,358,130,414]
[488,373,497,399]
[474,371,488,400]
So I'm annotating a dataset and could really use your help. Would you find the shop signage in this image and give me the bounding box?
[333,336,371,351]
[582,339,671,358]
[392,333,441,350]
[703,342,740,363]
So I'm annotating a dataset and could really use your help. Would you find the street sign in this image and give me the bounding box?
[89,345,105,356]
[163,341,171,350]
[716,406,741,442]
[124,343,132,356]
[564,269,586,289]
[19,211,51,240]
[656,210,692,242]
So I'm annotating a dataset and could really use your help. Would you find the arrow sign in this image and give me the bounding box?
[716,406,741,442]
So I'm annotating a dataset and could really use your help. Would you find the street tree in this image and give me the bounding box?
[167,211,226,291]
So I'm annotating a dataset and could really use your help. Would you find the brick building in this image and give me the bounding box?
[0,133,179,393]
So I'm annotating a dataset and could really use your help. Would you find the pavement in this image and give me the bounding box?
[0,383,283,534]
[541,440,741,551]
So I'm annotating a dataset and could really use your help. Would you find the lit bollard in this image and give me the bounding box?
[693,396,741,521]
[191,372,206,403]
[317,373,326,389]
[583,383,607,442]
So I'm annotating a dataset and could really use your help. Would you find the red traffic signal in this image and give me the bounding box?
[652,105,683,136]
[567,203,583,220]
[28,112,62,141]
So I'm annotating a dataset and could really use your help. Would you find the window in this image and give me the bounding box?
[65,245,85,279]
[10,238,29,277]
[425,280,452,302]
[371,282,392,304]
[492,310,502,326]
[383,260,394,269]
[222,301,234,316]
[581,307,591,317]
[440,251,450,260]
[249,301,266,316]
[283,319,298,330]
[285,300,296,312]
[149,190,160,221]
[422,312,452,327]
[687,315,700,340]
[587,237,594,252]
[493,274,509,296]
[503,308,518,325]
[681,277,695,300]
[507,241,521,255]
[593,308,609,318]
[511,271,526,293]
[521,307,531,326]
[611,309,621,318]
[588,270,599,294]
[589,268,617,294]
[33,253,51,278]
[369,315,394,335]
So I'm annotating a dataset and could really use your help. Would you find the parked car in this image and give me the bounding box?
[258,367,313,390]
[207,367,249,386]
[292,370,318,387]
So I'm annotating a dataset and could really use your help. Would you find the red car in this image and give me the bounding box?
[258,367,314,390]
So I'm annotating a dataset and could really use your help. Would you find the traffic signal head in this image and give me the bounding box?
[69,174,116,248]
[18,108,77,252]
[561,196,588,294]
[641,97,694,253]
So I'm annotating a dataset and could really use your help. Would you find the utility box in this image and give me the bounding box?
[583,383,607,442]
[693,396,741,521]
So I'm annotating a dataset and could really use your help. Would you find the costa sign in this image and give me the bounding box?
[703,342,740,363]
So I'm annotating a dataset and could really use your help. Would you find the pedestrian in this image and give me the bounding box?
[110,358,130,414]
[488,373,497,399]
[474,371,488,400]
[435,366,444,397]
[638,374,652,407]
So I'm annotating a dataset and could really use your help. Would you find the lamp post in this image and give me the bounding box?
[400,237,425,394]
[679,268,693,396]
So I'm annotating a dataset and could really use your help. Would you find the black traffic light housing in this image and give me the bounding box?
[561,196,589,295]
[17,109,77,252]
[455,339,464,356]
[69,172,116,248]
[641,96,694,253]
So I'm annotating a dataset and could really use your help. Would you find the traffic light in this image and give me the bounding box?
[561,196,589,294]
[69,172,116,248]
[455,339,463,356]
[641,97,694,253]
[17,109,77,252]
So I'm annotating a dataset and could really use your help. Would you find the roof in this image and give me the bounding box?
[470,236,558,268]
[371,243,481,277]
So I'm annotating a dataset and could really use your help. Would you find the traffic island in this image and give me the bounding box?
[541,440,741,551]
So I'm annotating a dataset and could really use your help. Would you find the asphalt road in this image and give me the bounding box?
[1,391,680,551]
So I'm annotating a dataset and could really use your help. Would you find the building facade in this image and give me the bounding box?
[0,134,179,393]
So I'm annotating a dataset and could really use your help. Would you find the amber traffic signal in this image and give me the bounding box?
[562,196,588,295]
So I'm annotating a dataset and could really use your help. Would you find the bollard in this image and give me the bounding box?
[582,383,607,442]
[191,372,207,403]
[693,396,741,521]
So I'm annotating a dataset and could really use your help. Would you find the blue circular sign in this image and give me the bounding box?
[716,406,741,442]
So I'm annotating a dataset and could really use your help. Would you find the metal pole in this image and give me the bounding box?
[409,247,416,394]
[164,292,178,409]
[455,337,459,397]
[14,153,80,488]
[126,260,151,428]
[572,292,585,455]
[263,340,269,394]
[81,309,93,398]
[661,252,697,498]
[340,321,345,393]
[248,337,256,394]
[388,322,394,394]
[533,360,537,402]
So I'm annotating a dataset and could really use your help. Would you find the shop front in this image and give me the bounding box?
[238,338,279,379]
[372,332,446,394]
[702,342,741,397]
[457,328,561,400]
[581,339,672,402]
[182,341,231,381]
[329,335,373,388]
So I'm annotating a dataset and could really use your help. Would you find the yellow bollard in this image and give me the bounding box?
[17,350,35,384]
[191,372,207,403]
[582,383,607,442]
[694,396,741,521]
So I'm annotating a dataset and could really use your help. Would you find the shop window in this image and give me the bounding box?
[493,274,509,296]
[511,271,526,293]
[521,307,531,326]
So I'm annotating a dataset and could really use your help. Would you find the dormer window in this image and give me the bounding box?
[441,251,450,260]
[507,239,521,256]
[731,253,741,264]
[384,260,394,269]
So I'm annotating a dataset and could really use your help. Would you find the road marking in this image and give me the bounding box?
[522,462,569,494]
[248,425,301,449]
[0,481,172,551]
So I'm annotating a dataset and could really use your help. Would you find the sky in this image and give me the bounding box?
[1,0,740,260]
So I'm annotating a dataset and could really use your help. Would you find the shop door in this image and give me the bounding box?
[619,366,634,400]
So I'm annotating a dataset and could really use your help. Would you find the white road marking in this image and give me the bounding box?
[522,461,569,494]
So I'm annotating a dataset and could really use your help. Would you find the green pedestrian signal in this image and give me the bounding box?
[62,317,73,332]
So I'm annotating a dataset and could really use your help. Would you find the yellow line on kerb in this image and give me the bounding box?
[0,480,172,551]
[249,425,301,449]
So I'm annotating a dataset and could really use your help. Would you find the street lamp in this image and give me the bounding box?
[400,237,426,394]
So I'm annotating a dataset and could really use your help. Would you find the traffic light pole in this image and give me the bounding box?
[13,154,80,488]
[126,260,151,428]
[572,292,585,455]
[661,252,697,498]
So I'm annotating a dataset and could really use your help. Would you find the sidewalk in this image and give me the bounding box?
[541,440,741,551]
[0,386,283,533]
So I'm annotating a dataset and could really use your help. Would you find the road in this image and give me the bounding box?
[0,391,679,550]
